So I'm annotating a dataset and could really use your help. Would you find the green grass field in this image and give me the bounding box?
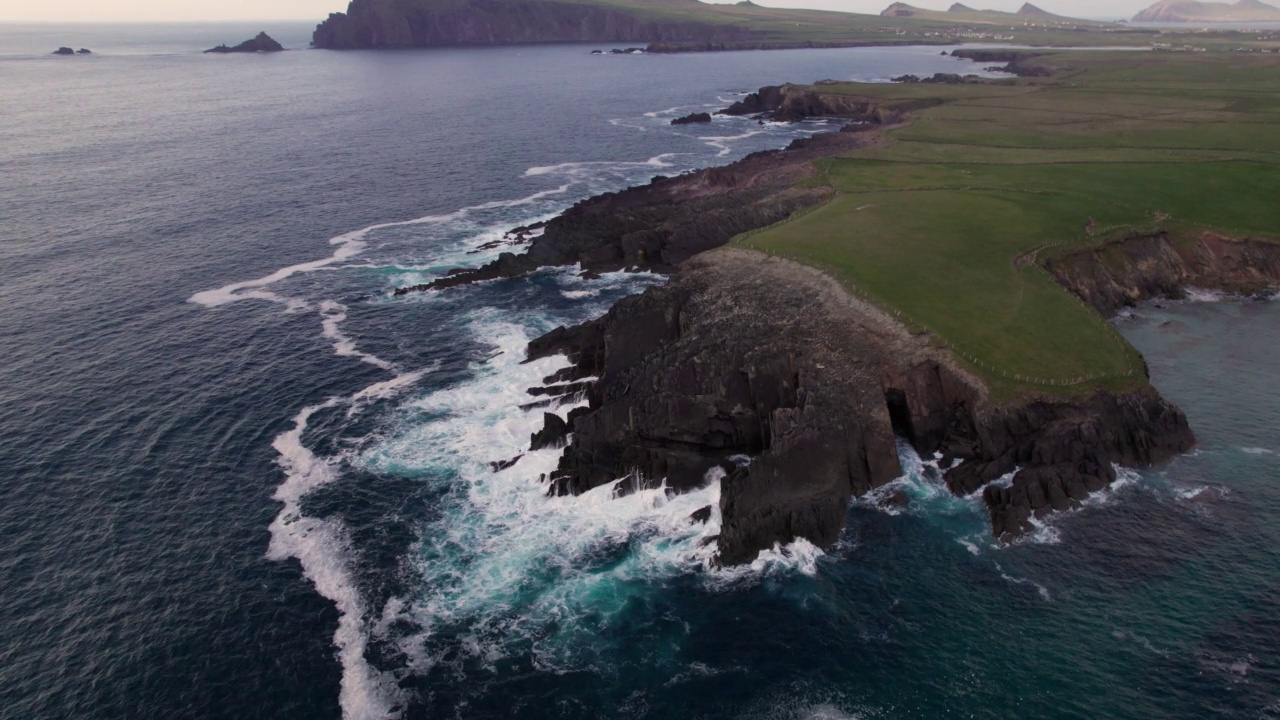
[737,51,1280,399]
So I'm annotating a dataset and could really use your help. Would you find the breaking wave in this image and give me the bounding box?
[186,103,847,718]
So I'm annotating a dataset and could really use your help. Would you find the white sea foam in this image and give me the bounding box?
[699,130,766,157]
[993,561,1052,601]
[1184,286,1226,302]
[1241,446,1275,455]
[268,395,409,720]
[644,105,687,118]
[320,301,395,371]
[524,154,679,178]
[217,116,860,714]
[189,184,574,310]
[349,315,827,675]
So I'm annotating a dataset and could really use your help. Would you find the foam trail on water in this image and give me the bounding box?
[188,183,574,308]
[699,130,766,157]
[524,154,679,177]
[268,397,406,720]
[993,561,1052,601]
[321,300,395,371]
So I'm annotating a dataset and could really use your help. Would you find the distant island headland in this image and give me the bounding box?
[205,32,285,54]
[309,0,1133,51]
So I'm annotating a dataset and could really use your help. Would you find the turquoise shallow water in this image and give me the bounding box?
[1,22,1277,719]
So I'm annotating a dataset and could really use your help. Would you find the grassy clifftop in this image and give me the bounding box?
[736,51,1280,399]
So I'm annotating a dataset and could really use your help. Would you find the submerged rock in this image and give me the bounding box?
[205,32,285,54]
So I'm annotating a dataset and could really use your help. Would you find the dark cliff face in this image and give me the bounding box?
[312,0,757,48]
[525,250,907,565]
[1045,232,1280,316]
[521,249,1196,564]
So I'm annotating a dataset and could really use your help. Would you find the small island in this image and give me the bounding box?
[205,32,284,54]
[52,47,91,55]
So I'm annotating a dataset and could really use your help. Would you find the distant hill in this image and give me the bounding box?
[1132,0,1280,22]
[879,2,1103,25]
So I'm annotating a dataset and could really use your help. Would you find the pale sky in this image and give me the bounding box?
[0,0,1160,24]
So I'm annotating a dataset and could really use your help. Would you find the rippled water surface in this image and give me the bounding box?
[1,24,1277,720]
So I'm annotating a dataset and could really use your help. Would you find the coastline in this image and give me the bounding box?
[406,68,1280,564]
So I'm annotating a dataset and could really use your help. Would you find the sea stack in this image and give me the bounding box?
[205,32,285,54]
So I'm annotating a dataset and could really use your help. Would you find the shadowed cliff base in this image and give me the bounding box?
[402,49,1280,564]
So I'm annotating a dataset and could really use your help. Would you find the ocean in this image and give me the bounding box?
[1,23,1277,720]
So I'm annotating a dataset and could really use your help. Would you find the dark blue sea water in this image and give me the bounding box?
[2,24,1278,720]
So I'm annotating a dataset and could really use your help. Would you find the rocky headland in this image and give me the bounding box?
[205,33,285,54]
[406,81,1280,565]
[313,0,758,49]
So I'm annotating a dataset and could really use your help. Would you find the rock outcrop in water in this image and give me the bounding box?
[671,112,712,125]
[205,33,285,54]
[312,0,757,49]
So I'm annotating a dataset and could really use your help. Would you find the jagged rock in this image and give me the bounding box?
[52,47,75,55]
[1044,231,1280,316]
[490,455,524,472]
[205,32,285,54]
[690,506,713,524]
[530,412,569,451]
[525,246,1198,564]
[880,489,911,508]
[671,112,712,125]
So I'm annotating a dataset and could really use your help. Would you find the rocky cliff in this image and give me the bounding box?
[1044,231,1280,316]
[521,248,1195,563]
[312,0,757,49]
